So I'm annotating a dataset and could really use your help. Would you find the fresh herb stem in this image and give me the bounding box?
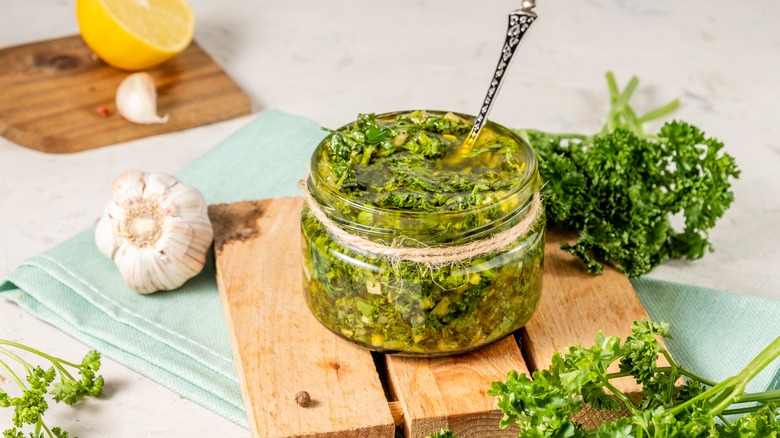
[0,341,77,383]
[743,335,780,382]
[624,104,644,136]
[677,368,716,387]
[605,370,632,379]
[668,376,735,416]
[721,406,767,416]
[602,73,640,136]
[638,99,681,123]
[0,356,27,390]
[617,76,639,109]
[55,363,75,381]
[39,420,53,438]
[0,345,33,370]
[606,71,620,103]
[709,335,780,415]
[716,414,734,429]
[0,340,81,369]
[737,389,780,404]
[711,385,745,417]
[602,378,639,415]
[607,356,736,394]
[660,349,677,368]
[654,348,719,387]
[657,334,780,418]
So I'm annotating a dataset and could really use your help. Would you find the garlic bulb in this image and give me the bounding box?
[95,171,213,294]
[115,72,169,124]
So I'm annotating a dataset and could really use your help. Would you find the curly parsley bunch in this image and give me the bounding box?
[428,322,780,438]
[516,73,740,277]
[0,341,103,438]
[487,321,780,437]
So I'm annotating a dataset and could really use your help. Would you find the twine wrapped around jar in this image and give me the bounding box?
[302,179,543,267]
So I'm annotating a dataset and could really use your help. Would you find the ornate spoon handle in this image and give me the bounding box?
[462,1,538,151]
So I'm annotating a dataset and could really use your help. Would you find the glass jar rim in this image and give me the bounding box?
[310,109,537,214]
[307,110,540,242]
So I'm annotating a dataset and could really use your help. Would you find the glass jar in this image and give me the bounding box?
[301,110,544,356]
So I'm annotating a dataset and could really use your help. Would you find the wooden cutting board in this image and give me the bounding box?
[0,35,251,153]
[210,198,659,437]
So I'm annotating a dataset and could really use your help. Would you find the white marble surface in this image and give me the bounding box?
[1,0,779,436]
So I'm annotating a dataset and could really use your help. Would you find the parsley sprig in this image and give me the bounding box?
[0,340,103,438]
[487,321,780,437]
[516,72,740,277]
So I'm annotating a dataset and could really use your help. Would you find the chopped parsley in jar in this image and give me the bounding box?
[302,110,544,356]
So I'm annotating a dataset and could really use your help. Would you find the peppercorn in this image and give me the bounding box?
[295,391,311,407]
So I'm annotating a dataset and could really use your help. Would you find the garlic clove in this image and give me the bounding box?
[187,221,214,253]
[95,170,213,294]
[159,182,209,219]
[156,216,196,263]
[115,72,169,125]
[142,172,177,200]
[95,205,119,259]
[111,170,147,205]
[113,245,161,294]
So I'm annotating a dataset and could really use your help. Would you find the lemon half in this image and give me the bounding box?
[77,0,195,71]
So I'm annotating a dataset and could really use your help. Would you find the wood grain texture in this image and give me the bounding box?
[523,229,664,395]
[387,336,526,438]
[212,198,395,438]
[212,198,664,436]
[0,35,251,153]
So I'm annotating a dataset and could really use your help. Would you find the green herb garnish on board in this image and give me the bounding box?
[487,321,780,437]
[516,72,740,277]
[303,110,544,355]
[0,340,104,438]
[428,322,780,438]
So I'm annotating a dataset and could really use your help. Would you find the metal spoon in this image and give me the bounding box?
[461,0,538,151]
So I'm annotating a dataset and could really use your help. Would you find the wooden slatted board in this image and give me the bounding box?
[211,199,394,438]
[0,35,251,153]
[210,198,660,437]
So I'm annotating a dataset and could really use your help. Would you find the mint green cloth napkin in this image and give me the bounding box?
[1,110,778,428]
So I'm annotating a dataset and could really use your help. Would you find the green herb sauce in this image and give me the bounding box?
[315,111,530,216]
[302,110,544,355]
